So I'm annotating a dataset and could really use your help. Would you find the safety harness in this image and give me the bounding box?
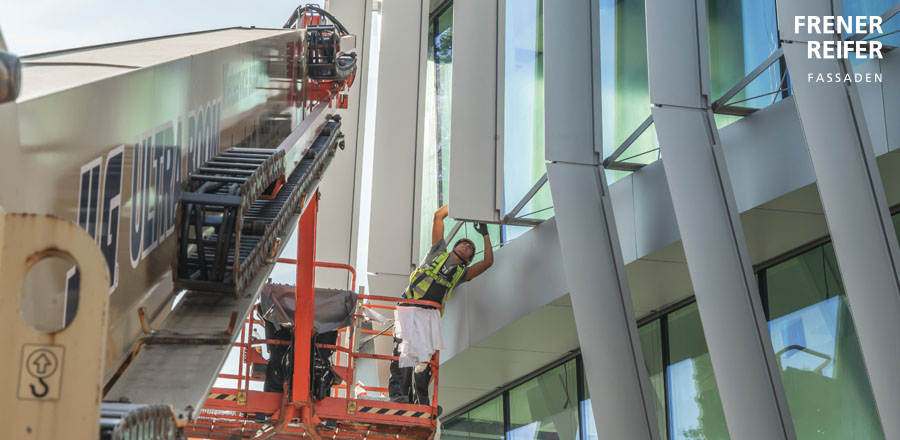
[403,251,466,314]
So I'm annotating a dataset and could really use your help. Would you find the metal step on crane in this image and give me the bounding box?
[1,4,441,439]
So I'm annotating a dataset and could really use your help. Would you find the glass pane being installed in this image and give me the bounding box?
[764,243,884,439]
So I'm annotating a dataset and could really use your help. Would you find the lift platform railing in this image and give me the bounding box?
[187,258,442,439]
[274,258,443,429]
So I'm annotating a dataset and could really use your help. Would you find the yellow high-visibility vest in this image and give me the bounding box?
[403,251,466,314]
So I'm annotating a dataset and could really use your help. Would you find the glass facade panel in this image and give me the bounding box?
[443,395,505,440]
[844,0,900,52]
[420,5,454,259]
[706,0,785,128]
[666,303,730,440]
[420,5,501,261]
[508,360,579,440]
[582,320,666,440]
[764,244,884,439]
[503,0,551,241]
[641,320,668,440]
[598,0,659,180]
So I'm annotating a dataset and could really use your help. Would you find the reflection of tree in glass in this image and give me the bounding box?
[435,27,452,64]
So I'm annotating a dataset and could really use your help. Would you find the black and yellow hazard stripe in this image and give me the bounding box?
[357,406,431,419]
[207,392,237,401]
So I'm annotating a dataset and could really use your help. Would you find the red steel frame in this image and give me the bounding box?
[185,192,443,440]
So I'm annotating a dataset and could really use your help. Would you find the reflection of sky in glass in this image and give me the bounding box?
[667,360,702,440]
[738,0,783,108]
[503,0,548,242]
[581,400,598,440]
[503,0,540,215]
[508,421,539,440]
[597,0,616,162]
[844,0,900,51]
[767,296,839,378]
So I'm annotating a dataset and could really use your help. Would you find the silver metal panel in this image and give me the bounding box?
[109,345,239,417]
[542,0,597,164]
[448,0,501,222]
[651,105,795,440]
[644,0,708,108]
[6,30,308,381]
[548,162,660,440]
[779,19,900,435]
[443,217,568,358]
[719,97,816,212]
[441,282,470,357]
[646,0,796,435]
[853,60,888,156]
[633,160,679,259]
[332,0,374,283]
[105,250,283,420]
[367,0,428,276]
[19,28,293,101]
[461,217,565,339]
[316,0,372,289]
[775,0,837,43]
[610,173,637,263]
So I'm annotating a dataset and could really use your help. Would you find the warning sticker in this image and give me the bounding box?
[17,344,64,401]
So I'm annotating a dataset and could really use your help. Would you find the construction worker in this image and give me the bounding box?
[389,204,494,405]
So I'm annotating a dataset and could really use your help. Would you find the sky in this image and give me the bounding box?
[0,0,315,55]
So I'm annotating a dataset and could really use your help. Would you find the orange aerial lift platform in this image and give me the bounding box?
[183,193,442,440]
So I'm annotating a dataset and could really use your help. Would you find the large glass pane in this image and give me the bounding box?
[641,320,668,439]
[420,6,454,260]
[582,320,667,440]
[598,0,659,181]
[764,244,884,439]
[443,395,506,440]
[509,360,579,440]
[419,6,501,262]
[706,0,784,128]
[666,303,730,440]
[504,0,551,241]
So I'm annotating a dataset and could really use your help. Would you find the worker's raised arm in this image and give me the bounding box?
[432,204,450,245]
[466,223,494,280]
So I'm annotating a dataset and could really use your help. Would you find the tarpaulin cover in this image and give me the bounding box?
[259,283,357,333]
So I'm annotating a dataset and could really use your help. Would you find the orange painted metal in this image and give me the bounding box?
[187,190,445,439]
[276,258,357,292]
[292,191,319,405]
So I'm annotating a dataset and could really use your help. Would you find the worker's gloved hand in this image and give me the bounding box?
[473,223,489,236]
